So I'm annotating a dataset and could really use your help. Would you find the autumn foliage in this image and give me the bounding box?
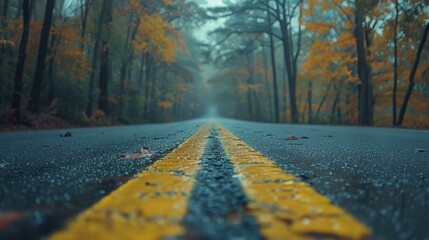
[0,0,207,128]
[208,0,428,128]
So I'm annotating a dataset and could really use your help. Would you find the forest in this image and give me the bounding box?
[0,0,428,129]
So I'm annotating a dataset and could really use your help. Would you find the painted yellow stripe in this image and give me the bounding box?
[216,123,371,240]
[50,123,211,240]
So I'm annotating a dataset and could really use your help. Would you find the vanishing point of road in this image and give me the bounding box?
[1,118,428,240]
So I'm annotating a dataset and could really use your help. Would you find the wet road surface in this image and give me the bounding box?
[219,119,429,240]
[0,119,207,239]
[1,118,429,239]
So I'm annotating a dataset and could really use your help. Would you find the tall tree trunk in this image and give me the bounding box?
[10,0,30,122]
[331,82,339,124]
[245,53,254,119]
[308,81,312,123]
[1,0,9,25]
[315,79,333,122]
[365,24,374,125]
[148,66,158,122]
[274,0,302,124]
[262,45,273,121]
[0,0,10,106]
[97,0,112,115]
[267,10,280,123]
[119,15,139,120]
[282,67,287,122]
[397,23,429,125]
[85,1,101,117]
[138,52,145,89]
[47,32,59,105]
[279,20,298,123]
[143,54,152,119]
[392,0,399,126]
[354,10,371,126]
[27,0,55,113]
[98,40,110,114]
[1,0,9,31]
[118,14,133,119]
[79,0,92,51]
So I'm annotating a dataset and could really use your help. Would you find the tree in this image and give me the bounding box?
[27,0,56,112]
[10,0,30,122]
[392,0,399,125]
[397,23,429,125]
[97,0,112,115]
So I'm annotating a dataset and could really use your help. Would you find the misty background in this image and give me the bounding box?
[0,0,428,130]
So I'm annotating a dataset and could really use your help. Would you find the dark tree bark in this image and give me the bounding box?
[308,81,312,123]
[119,15,140,119]
[85,1,102,117]
[0,0,10,106]
[148,65,158,121]
[143,54,152,119]
[397,23,429,125]
[331,82,340,124]
[246,53,254,119]
[354,9,371,126]
[392,0,399,125]
[97,0,112,115]
[10,0,30,122]
[47,33,58,105]
[98,40,110,114]
[282,67,287,121]
[1,0,9,29]
[315,79,333,122]
[274,0,303,123]
[262,45,273,122]
[80,0,93,51]
[138,52,145,89]
[267,9,280,123]
[27,0,56,113]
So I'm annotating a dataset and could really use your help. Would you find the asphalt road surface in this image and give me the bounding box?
[1,118,428,239]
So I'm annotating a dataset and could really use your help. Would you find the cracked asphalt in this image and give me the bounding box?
[1,117,429,239]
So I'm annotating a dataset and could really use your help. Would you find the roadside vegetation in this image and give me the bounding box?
[0,0,428,130]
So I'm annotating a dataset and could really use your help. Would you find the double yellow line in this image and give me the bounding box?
[50,122,370,240]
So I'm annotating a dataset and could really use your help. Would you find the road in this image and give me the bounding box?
[1,118,428,239]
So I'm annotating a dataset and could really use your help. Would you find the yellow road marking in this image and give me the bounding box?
[50,123,211,240]
[216,123,371,240]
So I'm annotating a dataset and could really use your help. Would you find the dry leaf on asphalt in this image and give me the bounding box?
[120,147,156,160]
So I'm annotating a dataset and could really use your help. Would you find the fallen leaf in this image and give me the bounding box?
[120,147,156,160]
[415,148,426,153]
[286,136,299,140]
[0,211,25,230]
